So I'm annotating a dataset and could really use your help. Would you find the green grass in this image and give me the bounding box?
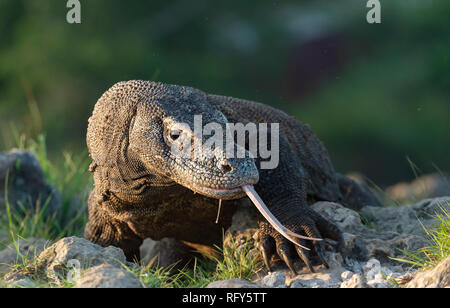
[0,133,91,242]
[0,236,65,288]
[0,133,91,287]
[392,201,450,270]
[130,236,263,288]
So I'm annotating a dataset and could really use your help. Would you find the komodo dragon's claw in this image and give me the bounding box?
[246,184,343,274]
[242,185,321,250]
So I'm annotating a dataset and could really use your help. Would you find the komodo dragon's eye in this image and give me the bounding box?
[168,129,181,142]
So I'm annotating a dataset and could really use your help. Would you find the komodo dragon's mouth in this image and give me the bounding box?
[190,182,322,250]
[205,186,242,193]
[190,183,249,200]
[181,172,259,200]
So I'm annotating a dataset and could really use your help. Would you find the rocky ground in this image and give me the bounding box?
[1,197,448,288]
[0,150,449,288]
[209,197,450,288]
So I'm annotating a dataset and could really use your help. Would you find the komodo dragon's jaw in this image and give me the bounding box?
[173,159,260,200]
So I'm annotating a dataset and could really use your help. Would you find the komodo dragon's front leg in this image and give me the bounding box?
[84,190,143,261]
[253,135,344,274]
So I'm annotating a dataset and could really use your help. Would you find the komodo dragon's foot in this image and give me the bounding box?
[256,208,344,275]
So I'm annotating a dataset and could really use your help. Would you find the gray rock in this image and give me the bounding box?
[2,271,38,288]
[0,238,51,275]
[256,265,346,289]
[139,238,157,266]
[8,278,38,288]
[290,277,337,288]
[343,257,364,274]
[258,272,287,288]
[203,201,431,289]
[312,201,364,233]
[336,258,412,288]
[223,200,433,271]
[362,258,395,288]
[324,251,345,269]
[0,150,61,215]
[74,264,142,288]
[386,173,450,204]
[207,279,260,288]
[140,237,195,270]
[362,197,450,236]
[286,266,344,288]
[312,202,429,265]
[339,273,367,288]
[205,200,430,289]
[406,256,450,288]
[37,236,126,282]
[340,270,354,280]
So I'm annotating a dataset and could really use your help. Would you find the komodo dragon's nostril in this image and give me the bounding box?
[220,162,232,173]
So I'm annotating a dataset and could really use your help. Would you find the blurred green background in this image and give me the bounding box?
[0,0,448,186]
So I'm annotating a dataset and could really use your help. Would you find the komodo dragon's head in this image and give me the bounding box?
[87,80,259,200]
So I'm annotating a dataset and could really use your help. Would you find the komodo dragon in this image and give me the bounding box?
[84,80,381,273]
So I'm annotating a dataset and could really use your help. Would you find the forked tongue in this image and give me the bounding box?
[242,185,321,250]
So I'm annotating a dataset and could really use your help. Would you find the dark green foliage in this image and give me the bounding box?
[0,0,449,185]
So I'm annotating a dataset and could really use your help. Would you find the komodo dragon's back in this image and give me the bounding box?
[207,94,341,202]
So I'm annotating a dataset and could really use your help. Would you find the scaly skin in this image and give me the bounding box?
[84,80,381,272]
